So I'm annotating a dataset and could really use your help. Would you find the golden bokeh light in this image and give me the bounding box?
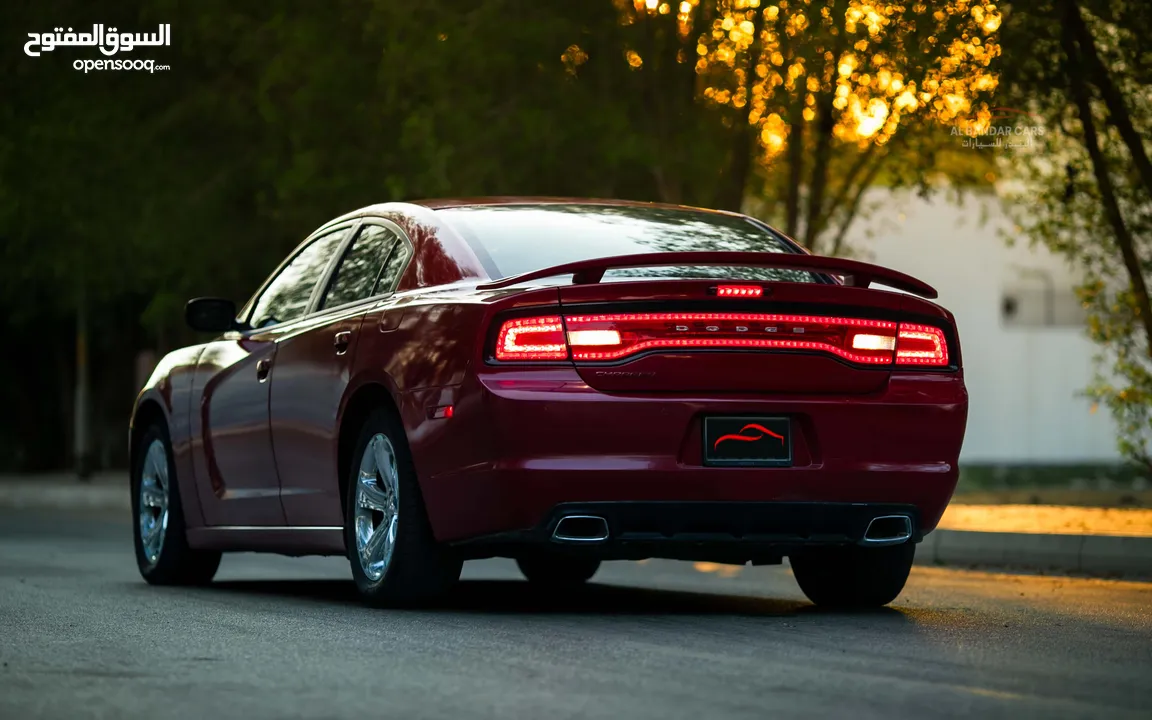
[612,0,1002,165]
[561,44,589,75]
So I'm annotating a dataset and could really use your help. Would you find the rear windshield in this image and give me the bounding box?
[438,204,816,284]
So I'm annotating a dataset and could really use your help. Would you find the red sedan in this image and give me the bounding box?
[130,198,968,607]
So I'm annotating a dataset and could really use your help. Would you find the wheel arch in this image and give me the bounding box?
[130,397,168,476]
[337,382,403,522]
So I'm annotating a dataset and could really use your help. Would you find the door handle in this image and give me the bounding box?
[256,357,272,382]
[334,331,352,355]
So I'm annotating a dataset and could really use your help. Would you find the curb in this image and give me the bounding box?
[917,529,1152,577]
[0,481,128,513]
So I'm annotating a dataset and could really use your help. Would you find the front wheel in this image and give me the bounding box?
[517,555,601,588]
[790,542,915,608]
[345,408,462,607]
[132,423,221,585]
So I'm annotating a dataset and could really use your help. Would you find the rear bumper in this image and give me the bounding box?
[416,368,968,544]
[451,501,921,563]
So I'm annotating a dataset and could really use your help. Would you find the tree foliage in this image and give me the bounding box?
[998,0,1152,472]
[589,0,1003,252]
[0,0,1005,470]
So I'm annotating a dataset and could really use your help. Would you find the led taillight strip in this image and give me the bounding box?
[563,313,899,364]
[563,313,898,326]
[569,338,895,364]
[492,313,951,367]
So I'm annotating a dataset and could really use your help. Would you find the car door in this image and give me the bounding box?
[271,219,413,527]
[190,224,354,526]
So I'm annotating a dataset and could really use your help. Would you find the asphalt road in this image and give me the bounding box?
[1,510,1150,720]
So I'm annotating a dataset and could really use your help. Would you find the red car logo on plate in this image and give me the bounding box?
[713,423,786,450]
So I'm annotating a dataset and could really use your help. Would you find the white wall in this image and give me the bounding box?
[848,190,1120,464]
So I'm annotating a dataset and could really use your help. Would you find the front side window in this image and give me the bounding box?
[438,204,815,284]
[320,225,400,310]
[249,227,350,329]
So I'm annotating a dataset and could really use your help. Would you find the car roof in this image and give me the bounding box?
[407,196,748,218]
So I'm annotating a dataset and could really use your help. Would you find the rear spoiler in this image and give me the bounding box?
[475,251,938,300]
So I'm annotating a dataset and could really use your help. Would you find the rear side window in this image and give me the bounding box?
[320,225,400,310]
[375,234,412,295]
[438,204,814,284]
[249,227,350,328]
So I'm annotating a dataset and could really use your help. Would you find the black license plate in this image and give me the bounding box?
[703,416,792,467]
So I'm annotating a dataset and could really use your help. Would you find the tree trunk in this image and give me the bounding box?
[823,143,879,233]
[784,98,805,239]
[74,283,92,479]
[829,148,889,256]
[1060,0,1152,359]
[1066,0,1152,201]
[801,0,851,250]
[713,6,766,211]
[801,88,838,249]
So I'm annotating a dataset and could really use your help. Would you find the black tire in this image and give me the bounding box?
[516,554,601,587]
[132,423,221,585]
[345,408,462,607]
[790,542,915,608]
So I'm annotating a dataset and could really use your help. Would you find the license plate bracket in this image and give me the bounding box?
[703,416,792,467]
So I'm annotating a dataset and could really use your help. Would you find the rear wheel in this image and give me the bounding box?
[790,542,915,608]
[132,423,221,585]
[517,555,601,588]
[345,408,462,607]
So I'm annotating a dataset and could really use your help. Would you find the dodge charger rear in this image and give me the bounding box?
[426,203,967,607]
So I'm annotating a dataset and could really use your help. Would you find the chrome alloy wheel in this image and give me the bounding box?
[355,433,400,582]
[138,438,170,566]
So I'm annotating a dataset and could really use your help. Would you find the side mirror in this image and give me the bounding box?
[185,297,238,333]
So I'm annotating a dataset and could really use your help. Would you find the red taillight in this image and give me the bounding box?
[563,313,899,364]
[895,323,949,366]
[715,285,763,298]
[492,313,951,368]
[494,316,568,361]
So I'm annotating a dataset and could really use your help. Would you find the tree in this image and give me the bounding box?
[0,0,1012,471]
[997,0,1152,472]
[597,0,1003,252]
[0,0,645,471]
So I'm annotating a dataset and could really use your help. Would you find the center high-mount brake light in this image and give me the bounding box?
[715,285,763,298]
[493,313,950,368]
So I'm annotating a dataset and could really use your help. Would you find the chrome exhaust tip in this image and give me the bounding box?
[860,515,913,546]
[551,515,610,543]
